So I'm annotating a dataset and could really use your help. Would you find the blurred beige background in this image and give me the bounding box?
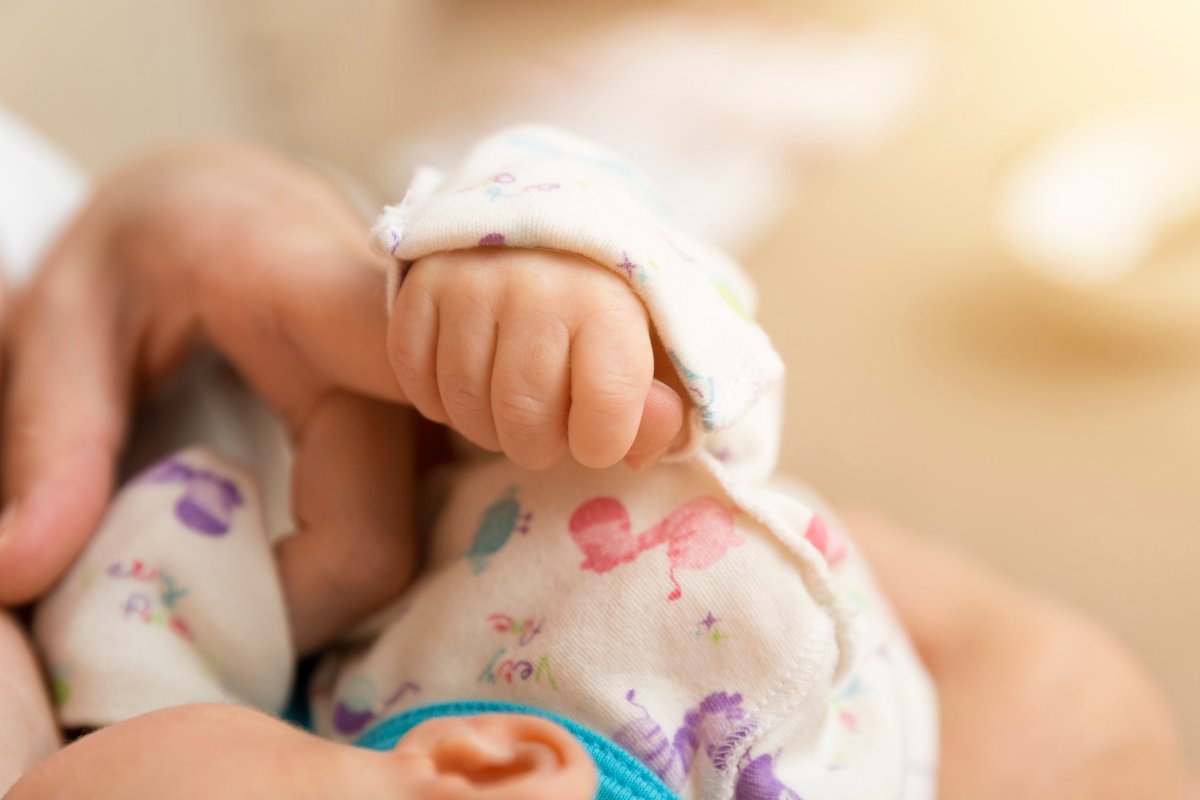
[2,0,1197,757]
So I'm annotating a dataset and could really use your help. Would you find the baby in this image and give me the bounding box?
[16,127,937,799]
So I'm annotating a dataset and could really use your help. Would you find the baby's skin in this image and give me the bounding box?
[388,246,686,471]
[6,703,596,800]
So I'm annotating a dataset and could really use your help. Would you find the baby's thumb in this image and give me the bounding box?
[624,380,685,471]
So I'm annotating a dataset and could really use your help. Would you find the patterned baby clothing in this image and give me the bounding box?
[34,127,937,799]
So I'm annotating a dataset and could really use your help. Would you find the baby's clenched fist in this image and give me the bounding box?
[387,248,684,470]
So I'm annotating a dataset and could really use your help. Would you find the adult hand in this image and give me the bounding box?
[0,144,417,653]
[846,511,1195,800]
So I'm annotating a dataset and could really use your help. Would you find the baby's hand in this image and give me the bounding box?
[388,248,685,470]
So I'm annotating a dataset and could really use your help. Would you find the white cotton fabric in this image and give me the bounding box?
[34,127,936,798]
[33,445,294,725]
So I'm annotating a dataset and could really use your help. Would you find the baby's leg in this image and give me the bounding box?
[0,610,60,794]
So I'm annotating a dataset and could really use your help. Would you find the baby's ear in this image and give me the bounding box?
[393,714,597,800]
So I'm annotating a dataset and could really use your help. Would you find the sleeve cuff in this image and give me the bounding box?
[370,125,784,433]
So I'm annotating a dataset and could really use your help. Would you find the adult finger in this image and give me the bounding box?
[275,391,417,654]
[0,250,130,604]
[490,306,571,470]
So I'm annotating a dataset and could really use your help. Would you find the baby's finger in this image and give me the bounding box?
[388,274,447,424]
[276,392,417,654]
[623,380,685,471]
[491,309,571,470]
[436,294,501,452]
[0,264,129,604]
[567,309,654,469]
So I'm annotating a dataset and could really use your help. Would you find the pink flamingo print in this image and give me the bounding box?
[568,496,744,601]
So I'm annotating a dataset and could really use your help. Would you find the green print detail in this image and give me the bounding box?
[712,279,752,321]
[50,666,71,707]
[464,488,531,575]
[159,574,189,609]
[534,656,558,690]
[79,565,100,591]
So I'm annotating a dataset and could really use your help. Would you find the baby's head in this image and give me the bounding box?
[9,703,600,800]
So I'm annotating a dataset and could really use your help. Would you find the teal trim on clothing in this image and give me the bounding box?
[355,699,681,800]
[281,657,317,730]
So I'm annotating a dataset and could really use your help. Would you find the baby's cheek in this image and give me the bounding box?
[314,745,432,800]
[10,706,383,800]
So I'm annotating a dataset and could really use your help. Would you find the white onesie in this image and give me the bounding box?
[35,127,937,800]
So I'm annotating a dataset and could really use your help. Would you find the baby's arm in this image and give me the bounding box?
[389,246,685,471]
[0,610,60,794]
[375,126,783,475]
